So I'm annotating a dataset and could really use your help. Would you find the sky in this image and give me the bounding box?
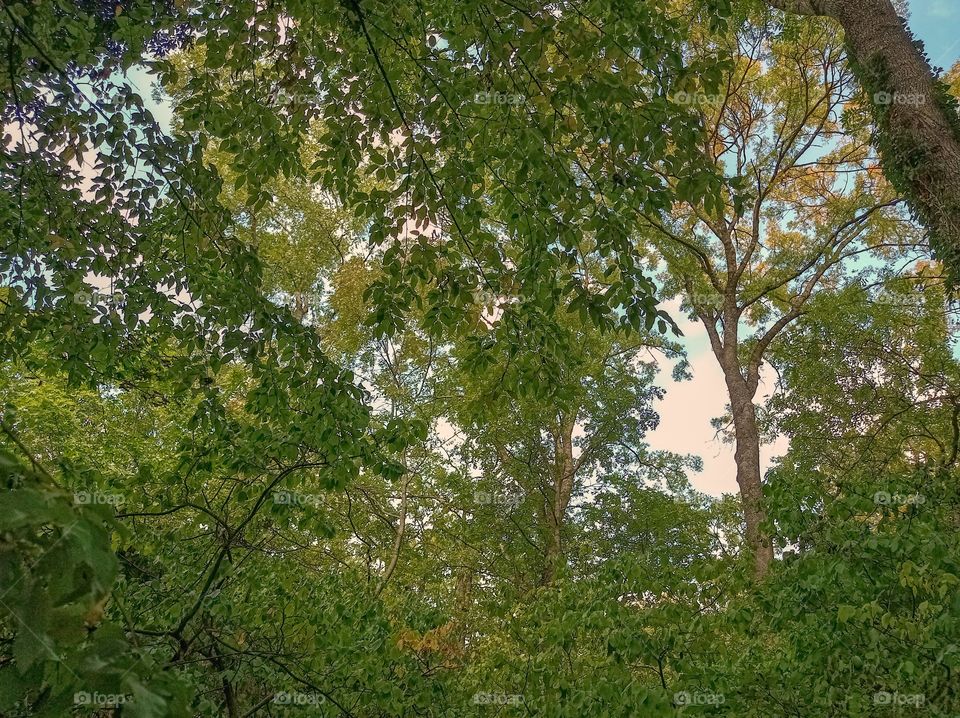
[909,0,960,72]
[648,0,960,497]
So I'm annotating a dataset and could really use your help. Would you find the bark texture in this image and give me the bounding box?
[540,416,577,586]
[704,298,775,580]
[766,0,960,284]
[723,368,774,578]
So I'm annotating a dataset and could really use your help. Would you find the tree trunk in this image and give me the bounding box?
[205,642,239,718]
[724,370,774,578]
[540,416,576,587]
[451,565,474,650]
[376,472,409,596]
[292,291,309,322]
[765,0,960,284]
[541,511,562,587]
[703,293,775,579]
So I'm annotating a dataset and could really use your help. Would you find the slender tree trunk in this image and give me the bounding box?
[540,416,576,587]
[205,642,239,718]
[452,565,474,649]
[376,472,409,596]
[703,293,775,579]
[292,291,308,322]
[724,370,774,578]
[765,0,960,282]
[455,566,473,610]
[541,513,562,587]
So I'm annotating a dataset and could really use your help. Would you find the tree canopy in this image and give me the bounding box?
[1,1,959,716]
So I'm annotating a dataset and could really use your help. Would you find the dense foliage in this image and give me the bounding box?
[1,0,958,716]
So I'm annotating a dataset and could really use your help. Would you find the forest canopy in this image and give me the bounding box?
[1,0,959,716]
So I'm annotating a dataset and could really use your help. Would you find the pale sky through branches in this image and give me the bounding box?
[126,0,960,498]
[648,0,960,496]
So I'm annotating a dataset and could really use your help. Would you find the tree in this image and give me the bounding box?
[447,305,694,587]
[749,278,960,715]
[763,0,960,286]
[644,6,923,576]
[4,1,960,715]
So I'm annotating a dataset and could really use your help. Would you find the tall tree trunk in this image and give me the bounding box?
[450,565,474,651]
[540,416,576,587]
[724,371,774,578]
[292,291,309,322]
[205,641,239,718]
[765,0,960,284]
[541,511,562,587]
[376,472,409,596]
[703,295,775,579]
